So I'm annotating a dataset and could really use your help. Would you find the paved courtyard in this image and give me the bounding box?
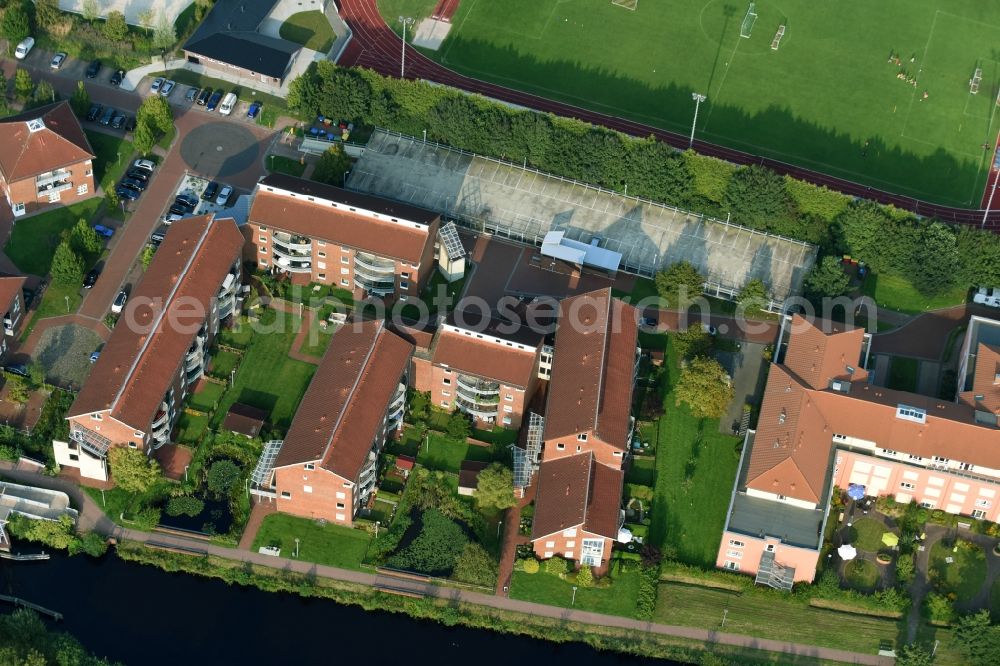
[180,122,263,178]
[33,323,104,390]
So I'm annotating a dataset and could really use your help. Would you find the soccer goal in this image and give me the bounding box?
[612,0,638,9]
[740,2,757,38]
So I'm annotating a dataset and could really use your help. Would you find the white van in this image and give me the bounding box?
[14,37,34,60]
[218,92,238,116]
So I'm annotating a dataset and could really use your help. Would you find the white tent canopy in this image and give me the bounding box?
[541,231,622,273]
[837,544,857,560]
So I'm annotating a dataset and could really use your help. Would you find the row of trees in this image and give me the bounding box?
[287,62,1000,298]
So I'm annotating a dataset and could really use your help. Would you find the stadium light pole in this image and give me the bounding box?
[398,17,415,79]
[983,174,998,229]
[689,93,707,149]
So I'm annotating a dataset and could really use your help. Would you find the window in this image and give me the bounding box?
[259,247,267,254]
[577,433,588,442]
[443,378,451,385]
[723,561,740,571]
[505,394,513,401]
[896,404,927,424]
[544,551,553,558]
[90,413,102,421]
[973,509,987,519]
[442,391,451,397]
[336,514,345,521]
[556,443,565,450]
[932,456,949,463]
[341,268,349,275]
[566,541,575,548]
[318,252,326,258]
[48,191,60,202]
[336,492,345,499]
[401,272,410,279]
[832,433,847,442]
[908,454,923,461]
[725,549,743,559]
[304,463,315,471]
[959,462,975,471]
[76,184,88,195]
[336,503,345,510]
[127,442,137,449]
[317,262,326,270]
[85,169,92,177]
[260,260,268,267]
[281,491,291,499]
[317,274,326,280]
[440,401,450,407]
[400,281,409,289]
[900,482,915,490]
[920,501,935,509]
[341,279,349,286]
[580,538,604,566]
[564,552,573,559]
[341,256,349,263]
[259,236,267,243]
[69,453,79,461]
[303,485,313,493]
[562,528,577,537]
[545,541,555,549]
[503,416,511,425]
[765,544,776,552]
[728,539,744,547]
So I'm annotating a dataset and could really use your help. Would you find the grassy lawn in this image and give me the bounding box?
[850,517,888,552]
[862,273,968,314]
[393,430,470,472]
[389,0,1000,206]
[298,325,334,358]
[471,427,518,447]
[251,513,371,570]
[646,338,741,567]
[209,350,241,378]
[4,199,102,276]
[212,310,316,431]
[85,130,134,192]
[843,559,880,593]
[655,581,900,655]
[279,11,336,52]
[219,319,255,349]
[188,381,226,413]
[928,540,988,602]
[625,456,656,486]
[509,567,641,618]
[175,412,210,445]
[266,154,306,177]
[886,356,919,392]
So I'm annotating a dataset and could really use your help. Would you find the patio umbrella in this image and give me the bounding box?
[847,483,866,501]
[838,544,858,560]
[881,532,899,547]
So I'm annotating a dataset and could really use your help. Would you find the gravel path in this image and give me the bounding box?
[34,324,103,389]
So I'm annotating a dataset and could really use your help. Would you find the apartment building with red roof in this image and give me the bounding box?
[247,174,442,301]
[410,311,552,429]
[530,289,639,568]
[719,314,1000,589]
[56,216,244,482]
[252,320,413,526]
[0,101,96,217]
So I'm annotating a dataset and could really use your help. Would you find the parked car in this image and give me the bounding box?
[175,193,199,210]
[83,269,100,289]
[89,351,100,364]
[86,103,103,122]
[14,37,34,60]
[206,90,223,111]
[3,364,28,378]
[151,225,169,245]
[110,69,125,86]
[92,224,115,239]
[110,113,126,130]
[973,286,1000,308]
[218,92,238,116]
[50,52,67,70]
[185,87,199,102]
[150,77,164,94]
[120,177,146,192]
[168,204,189,216]
[111,290,128,314]
[132,159,156,173]
[247,101,262,119]
[163,213,184,225]
[99,106,116,126]
[202,181,219,201]
[115,184,140,201]
[215,184,233,206]
[197,88,212,106]
[124,116,137,132]
[85,59,101,79]
[125,169,149,183]
[160,80,175,97]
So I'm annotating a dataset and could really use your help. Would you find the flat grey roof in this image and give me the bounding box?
[728,493,824,550]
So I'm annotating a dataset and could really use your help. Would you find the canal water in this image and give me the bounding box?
[0,553,678,665]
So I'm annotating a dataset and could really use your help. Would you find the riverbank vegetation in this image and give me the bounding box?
[0,608,117,666]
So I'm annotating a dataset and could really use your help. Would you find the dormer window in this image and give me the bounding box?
[577,433,588,442]
[778,409,786,424]
[896,404,926,424]
[26,118,44,132]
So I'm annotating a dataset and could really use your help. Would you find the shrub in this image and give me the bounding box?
[545,556,571,576]
[575,565,594,588]
[924,592,956,624]
[452,542,498,587]
[69,531,109,557]
[521,558,540,574]
[206,460,241,496]
[166,496,205,518]
[387,509,468,574]
[895,552,915,585]
[636,565,660,620]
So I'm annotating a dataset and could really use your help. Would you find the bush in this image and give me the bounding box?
[575,565,594,588]
[206,460,241,496]
[387,509,468,574]
[452,542,498,587]
[636,565,660,620]
[925,592,956,624]
[166,495,205,518]
[895,552,915,585]
[521,558,540,574]
[69,531,108,557]
[545,556,570,576]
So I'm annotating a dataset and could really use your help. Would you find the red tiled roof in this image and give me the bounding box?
[69,216,244,430]
[531,453,623,540]
[223,403,267,438]
[0,275,26,314]
[960,343,1000,415]
[458,460,488,490]
[432,329,537,388]
[783,315,868,389]
[274,320,413,481]
[0,101,94,181]
[543,289,638,449]
[249,188,435,264]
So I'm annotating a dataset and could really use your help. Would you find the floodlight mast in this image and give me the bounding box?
[689,93,707,149]
[399,17,415,78]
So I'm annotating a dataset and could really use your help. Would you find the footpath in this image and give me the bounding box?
[0,461,885,666]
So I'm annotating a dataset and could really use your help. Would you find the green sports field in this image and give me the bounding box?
[381,0,1000,206]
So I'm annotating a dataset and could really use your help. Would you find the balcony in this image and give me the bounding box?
[150,403,170,430]
[456,396,498,419]
[70,427,112,458]
[273,231,311,246]
[273,242,312,259]
[36,180,72,198]
[457,375,500,396]
[354,252,396,274]
[354,274,394,296]
[274,254,311,273]
[36,170,71,189]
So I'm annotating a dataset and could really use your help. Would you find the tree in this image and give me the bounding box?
[137,8,155,35]
[50,241,84,286]
[69,530,109,557]
[673,323,712,360]
[895,644,934,666]
[953,610,1000,666]
[153,11,177,50]
[6,514,76,550]
[6,375,30,404]
[737,278,768,317]
[141,245,156,270]
[723,164,797,235]
[894,551,915,585]
[445,410,471,441]
[473,462,516,511]
[910,221,959,296]
[108,447,160,494]
[674,356,734,418]
[70,218,103,256]
[34,0,62,30]
[14,67,33,102]
[166,495,205,517]
[36,81,55,107]
[452,542,498,587]
[207,460,241,496]
[804,255,851,300]
[575,564,594,588]
[654,261,704,308]
[70,80,91,117]
[137,95,173,134]
[81,0,99,22]
[102,10,128,41]
[132,120,156,155]
[312,145,352,186]
[1,3,31,49]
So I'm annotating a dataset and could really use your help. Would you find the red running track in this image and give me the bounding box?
[338,0,1000,231]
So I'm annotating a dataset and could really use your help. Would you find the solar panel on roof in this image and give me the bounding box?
[438,221,466,260]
